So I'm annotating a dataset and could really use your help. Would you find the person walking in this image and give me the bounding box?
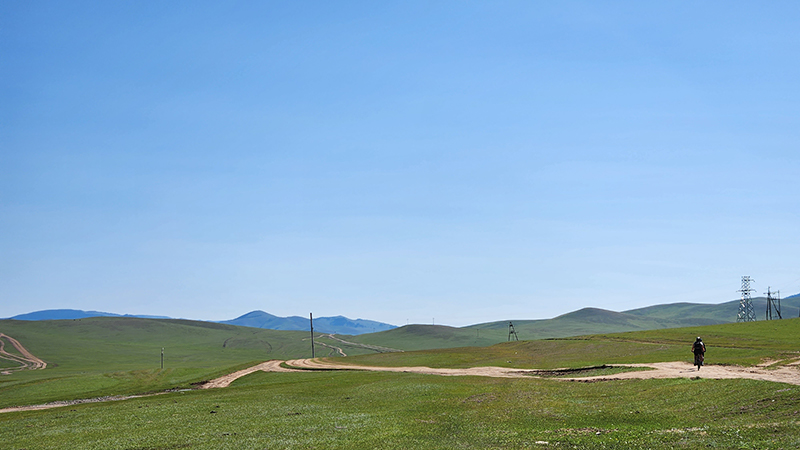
[692,337,706,370]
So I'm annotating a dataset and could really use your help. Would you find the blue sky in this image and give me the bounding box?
[3,1,799,326]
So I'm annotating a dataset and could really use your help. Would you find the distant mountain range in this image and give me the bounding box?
[6,292,798,338]
[7,309,173,321]
[218,311,397,335]
[5,309,397,336]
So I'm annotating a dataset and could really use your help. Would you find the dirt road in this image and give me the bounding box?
[281,358,800,385]
[568,360,800,385]
[0,333,46,374]
[285,358,533,378]
[200,360,304,389]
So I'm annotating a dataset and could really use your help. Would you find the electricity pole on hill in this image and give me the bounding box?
[765,287,782,320]
[310,313,315,358]
[737,276,756,322]
[508,322,519,341]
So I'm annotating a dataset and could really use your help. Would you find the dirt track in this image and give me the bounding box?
[200,360,303,389]
[0,333,47,374]
[280,358,800,385]
[199,357,800,386]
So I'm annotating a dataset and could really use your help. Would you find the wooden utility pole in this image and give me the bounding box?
[310,313,315,358]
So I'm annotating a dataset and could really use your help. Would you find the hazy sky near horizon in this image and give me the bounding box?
[3,1,800,326]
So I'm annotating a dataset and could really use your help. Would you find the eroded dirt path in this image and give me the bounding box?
[282,358,800,385]
[285,358,533,378]
[200,360,304,389]
[575,360,800,385]
[0,333,47,374]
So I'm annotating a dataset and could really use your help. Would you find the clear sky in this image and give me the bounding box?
[3,1,799,326]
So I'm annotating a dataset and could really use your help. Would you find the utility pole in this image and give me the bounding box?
[765,287,782,320]
[310,313,315,358]
[737,276,756,322]
[161,348,164,369]
[508,322,519,341]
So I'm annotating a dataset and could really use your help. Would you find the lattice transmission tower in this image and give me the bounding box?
[765,287,782,320]
[737,276,756,322]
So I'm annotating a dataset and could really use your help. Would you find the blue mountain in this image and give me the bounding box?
[219,311,396,335]
[7,309,172,320]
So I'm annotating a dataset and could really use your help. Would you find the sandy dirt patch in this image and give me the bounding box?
[285,358,533,378]
[282,358,800,385]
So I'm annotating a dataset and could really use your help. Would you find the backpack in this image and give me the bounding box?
[694,341,705,354]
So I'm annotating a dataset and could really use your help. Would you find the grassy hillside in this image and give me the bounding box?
[591,315,800,352]
[4,370,800,449]
[348,297,800,352]
[626,296,800,322]
[0,317,315,408]
[3,313,799,411]
[340,318,800,370]
[342,324,509,351]
[345,309,714,352]
[3,319,800,448]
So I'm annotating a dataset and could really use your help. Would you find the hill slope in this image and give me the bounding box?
[0,316,320,408]
[625,295,800,322]
[349,295,800,351]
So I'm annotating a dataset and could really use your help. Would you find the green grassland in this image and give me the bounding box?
[340,318,800,370]
[0,317,317,408]
[457,295,800,345]
[2,367,799,448]
[2,317,800,448]
[343,308,800,362]
[341,319,800,369]
[338,324,510,351]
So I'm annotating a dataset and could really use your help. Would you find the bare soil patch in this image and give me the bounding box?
[281,358,800,385]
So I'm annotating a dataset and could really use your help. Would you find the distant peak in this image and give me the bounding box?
[234,310,275,319]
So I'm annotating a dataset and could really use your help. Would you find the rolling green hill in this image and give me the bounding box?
[626,296,800,322]
[3,296,799,409]
[3,318,800,449]
[0,317,316,408]
[347,295,800,352]
[345,307,723,352]
[343,317,800,370]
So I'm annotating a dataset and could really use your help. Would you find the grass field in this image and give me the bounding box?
[2,369,799,449]
[337,318,800,371]
[0,317,317,408]
[2,317,800,448]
